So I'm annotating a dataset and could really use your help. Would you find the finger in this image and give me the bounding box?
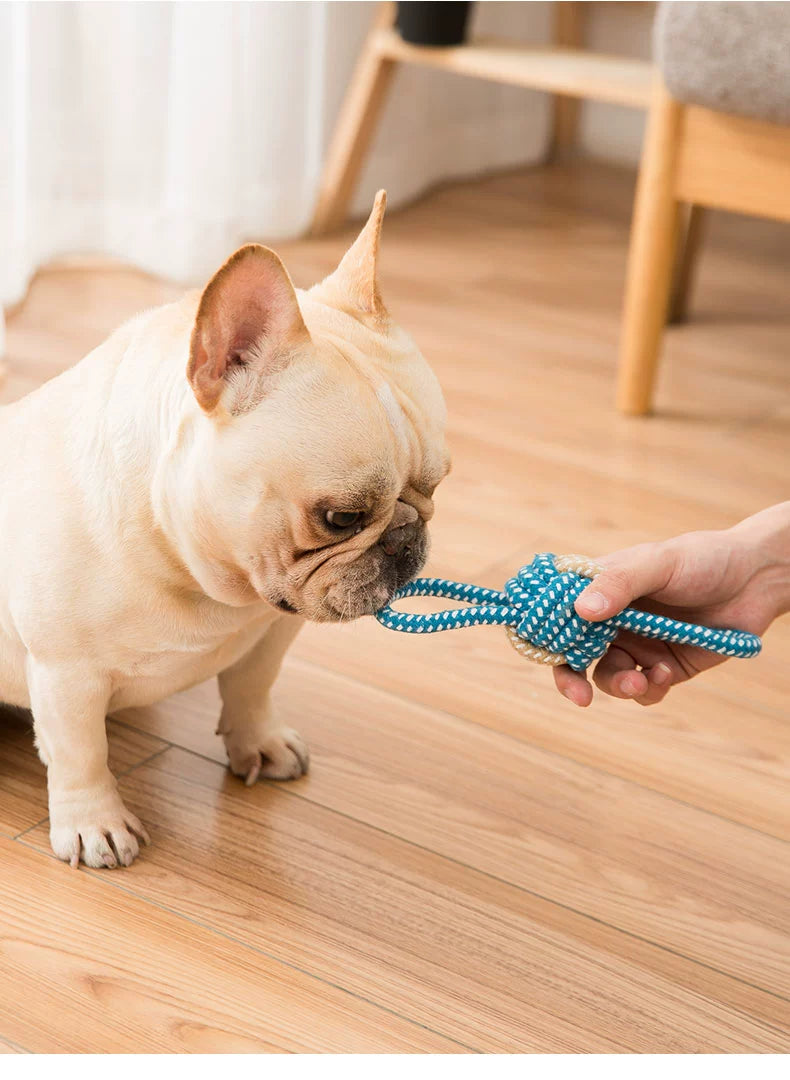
[593,646,649,699]
[575,542,677,621]
[553,664,593,707]
[629,661,675,707]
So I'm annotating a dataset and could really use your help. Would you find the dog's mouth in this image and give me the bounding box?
[319,541,429,623]
[268,531,429,622]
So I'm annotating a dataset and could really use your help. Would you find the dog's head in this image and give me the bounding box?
[174,192,449,620]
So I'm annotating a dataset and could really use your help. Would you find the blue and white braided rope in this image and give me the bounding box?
[375,552,762,673]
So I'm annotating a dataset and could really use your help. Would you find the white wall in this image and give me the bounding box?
[336,2,557,217]
[581,1,654,164]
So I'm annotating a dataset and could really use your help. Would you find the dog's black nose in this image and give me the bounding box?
[379,520,419,558]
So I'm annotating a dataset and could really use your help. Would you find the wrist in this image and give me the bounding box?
[731,502,790,620]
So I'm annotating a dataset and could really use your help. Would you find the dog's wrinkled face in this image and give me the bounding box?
[175,192,449,620]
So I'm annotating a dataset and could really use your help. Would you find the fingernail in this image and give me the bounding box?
[622,677,640,697]
[581,591,606,615]
[652,663,672,686]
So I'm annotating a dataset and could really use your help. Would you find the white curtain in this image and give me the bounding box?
[1,1,551,317]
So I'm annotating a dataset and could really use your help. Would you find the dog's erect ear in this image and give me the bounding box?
[312,190,387,319]
[188,244,309,414]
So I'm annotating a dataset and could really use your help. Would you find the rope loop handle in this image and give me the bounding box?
[375,553,762,672]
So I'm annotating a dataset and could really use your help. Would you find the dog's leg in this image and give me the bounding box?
[217,617,308,785]
[29,662,149,868]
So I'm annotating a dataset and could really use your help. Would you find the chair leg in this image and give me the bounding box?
[616,81,684,416]
[311,3,397,235]
[549,2,585,161]
[668,204,706,324]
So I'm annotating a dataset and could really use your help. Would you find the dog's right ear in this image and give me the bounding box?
[309,191,388,321]
[188,245,309,414]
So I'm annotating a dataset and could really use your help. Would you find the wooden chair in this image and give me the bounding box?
[311,2,654,235]
[617,3,790,415]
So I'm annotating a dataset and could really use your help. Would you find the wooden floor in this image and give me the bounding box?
[2,163,790,1053]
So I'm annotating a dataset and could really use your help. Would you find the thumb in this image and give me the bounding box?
[574,543,676,621]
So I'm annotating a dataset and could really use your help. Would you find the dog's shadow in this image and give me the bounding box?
[0,703,37,755]
[0,705,50,830]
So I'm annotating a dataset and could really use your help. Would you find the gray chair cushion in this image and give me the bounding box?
[656,1,790,124]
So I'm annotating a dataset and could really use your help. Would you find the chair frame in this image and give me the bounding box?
[309,4,790,419]
[618,79,790,415]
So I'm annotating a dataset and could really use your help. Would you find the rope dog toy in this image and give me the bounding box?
[375,552,762,672]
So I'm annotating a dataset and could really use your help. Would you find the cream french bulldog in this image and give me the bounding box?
[0,193,449,868]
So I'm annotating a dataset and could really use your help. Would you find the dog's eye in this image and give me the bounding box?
[325,510,363,531]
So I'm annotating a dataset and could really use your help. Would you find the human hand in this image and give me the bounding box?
[554,503,790,707]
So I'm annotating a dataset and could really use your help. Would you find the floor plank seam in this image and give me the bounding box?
[11,744,174,840]
[93,738,790,1021]
[12,836,481,1054]
[12,819,49,842]
[0,1034,32,1055]
[117,743,173,778]
[261,786,790,1020]
[110,713,210,759]
[288,656,790,848]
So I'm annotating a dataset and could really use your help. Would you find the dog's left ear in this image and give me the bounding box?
[311,190,387,320]
[188,244,309,414]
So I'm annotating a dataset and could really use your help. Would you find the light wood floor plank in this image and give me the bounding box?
[21,747,790,1051]
[3,161,790,1050]
[290,608,790,841]
[107,667,790,1002]
[0,706,167,837]
[0,1037,25,1053]
[0,837,462,1053]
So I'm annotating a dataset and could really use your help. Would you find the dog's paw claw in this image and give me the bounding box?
[50,799,148,869]
[227,726,309,783]
[127,820,151,847]
[283,737,310,777]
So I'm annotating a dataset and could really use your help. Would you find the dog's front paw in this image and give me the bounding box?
[223,725,309,786]
[49,790,150,869]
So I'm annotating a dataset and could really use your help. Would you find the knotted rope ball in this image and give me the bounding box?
[375,553,761,672]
